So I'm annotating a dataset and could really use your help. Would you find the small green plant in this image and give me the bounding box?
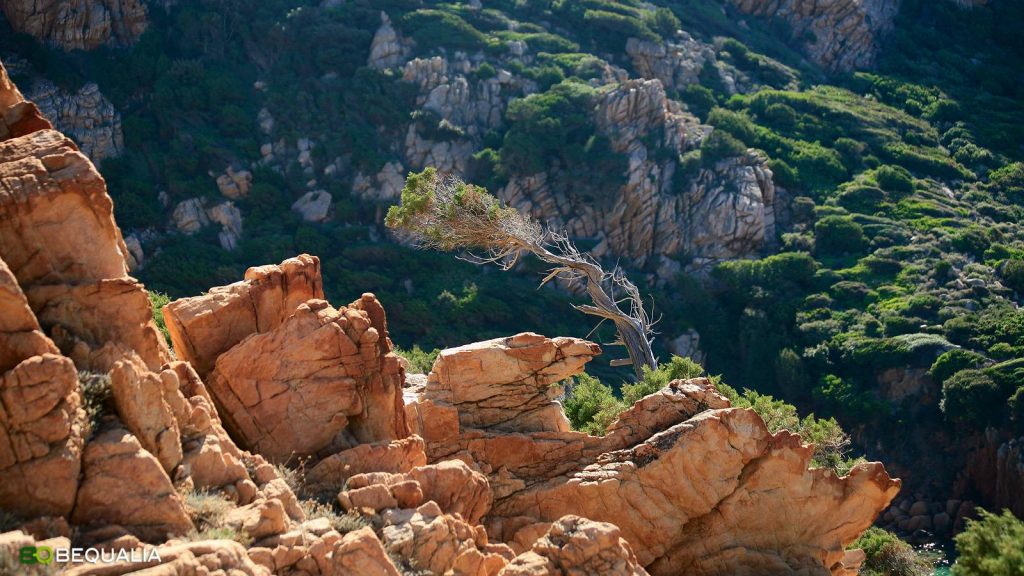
[300,500,370,535]
[394,345,440,374]
[148,290,172,345]
[852,527,932,576]
[953,509,1024,576]
[182,488,233,532]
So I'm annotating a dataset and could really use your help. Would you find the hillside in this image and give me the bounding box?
[1,0,1024,572]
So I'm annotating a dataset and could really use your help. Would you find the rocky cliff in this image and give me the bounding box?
[0,57,899,574]
[0,0,147,50]
[729,0,900,71]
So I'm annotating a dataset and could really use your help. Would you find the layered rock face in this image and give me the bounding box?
[729,0,900,71]
[0,0,148,51]
[25,80,123,161]
[406,336,901,575]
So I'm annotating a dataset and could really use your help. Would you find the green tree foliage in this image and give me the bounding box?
[700,130,747,164]
[953,509,1024,576]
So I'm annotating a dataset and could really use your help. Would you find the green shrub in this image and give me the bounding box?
[931,349,988,385]
[681,85,716,119]
[562,373,621,436]
[1000,259,1024,293]
[701,130,747,164]
[643,7,680,38]
[399,10,489,51]
[149,291,171,345]
[852,527,932,576]
[623,356,706,405]
[815,216,868,256]
[80,371,113,438]
[874,165,915,194]
[941,369,1004,427]
[953,508,1024,576]
[707,108,757,144]
[719,382,860,473]
[395,345,440,374]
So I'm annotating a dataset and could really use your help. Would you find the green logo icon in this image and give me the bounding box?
[18,546,54,565]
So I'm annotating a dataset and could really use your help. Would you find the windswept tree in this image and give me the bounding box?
[385,168,657,377]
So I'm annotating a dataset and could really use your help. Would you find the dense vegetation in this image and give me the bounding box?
[3,0,1023,565]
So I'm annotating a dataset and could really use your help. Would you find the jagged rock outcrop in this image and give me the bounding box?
[171,197,243,251]
[381,501,512,576]
[961,431,1024,518]
[501,79,776,275]
[0,258,85,519]
[407,334,901,575]
[0,62,52,140]
[164,254,324,378]
[626,36,715,92]
[206,297,409,462]
[215,166,252,199]
[250,524,402,576]
[71,427,193,540]
[728,0,900,71]
[368,12,407,69]
[25,80,123,161]
[167,259,408,463]
[499,516,650,576]
[0,0,148,51]
[306,435,427,492]
[0,126,169,372]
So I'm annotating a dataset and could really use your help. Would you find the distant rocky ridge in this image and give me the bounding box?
[728,0,901,71]
[0,0,147,50]
[356,18,782,279]
[0,57,900,574]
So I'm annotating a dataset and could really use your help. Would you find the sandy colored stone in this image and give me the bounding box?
[0,128,169,372]
[71,427,193,541]
[332,527,402,576]
[110,359,183,474]
[424,332,600,433]
[491,408,900,575]
[0,353,84,518]
[499,515,649,576]
[163,254,324,378]
[203,291,408,462]
[382,502,507,576]
[0,256,58,373]
[409,459,493,525]
[305,435,427,492]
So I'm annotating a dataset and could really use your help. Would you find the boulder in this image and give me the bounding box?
[163,254,324,378]
[381,501,509,576]
[499,515,649,576]
[291,190,332,222]
[421,333,601,434]
[0,353,85,518]
[206,296,409,462]
[62,539,269,576]
[305,435,427,493]
[71,427,193,541]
